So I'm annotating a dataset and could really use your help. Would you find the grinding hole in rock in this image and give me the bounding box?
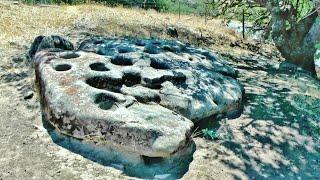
[86,76,123,93]
[117,45,136,53]
[144,44,161,54]
[94,93,117,110]
[143,72,187,89]
[111,55,133,66]
[35,37,244,179]
[135,40,146,46]
[54,64,72,71]
[89,62,110,71]
[93,40,105,45]
[150,58,170,69]
[134,93,161,104]
[141,156,164,165]
[123,72,141,87]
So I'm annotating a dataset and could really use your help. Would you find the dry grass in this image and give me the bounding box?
[0,1,240,51]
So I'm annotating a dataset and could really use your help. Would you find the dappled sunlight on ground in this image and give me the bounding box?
[185,55,320,179]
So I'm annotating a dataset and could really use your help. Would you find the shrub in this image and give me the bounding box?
[201,128,220,140]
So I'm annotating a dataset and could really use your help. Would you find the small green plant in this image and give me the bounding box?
[202,128,220,140]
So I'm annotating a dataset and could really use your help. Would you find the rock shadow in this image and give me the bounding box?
[41,117,196,179]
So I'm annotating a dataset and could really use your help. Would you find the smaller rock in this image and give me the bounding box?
[3,71,28,82]
[167,27,178,38]
[23,91,34,100]
[12,54,27,63]
[230,40,241,47]
[28,35,74,58]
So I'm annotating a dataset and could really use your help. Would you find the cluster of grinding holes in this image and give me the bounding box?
[86,72,142,93]
[90,62,110,71]
[45,41,202,178]
[53,51,80,71]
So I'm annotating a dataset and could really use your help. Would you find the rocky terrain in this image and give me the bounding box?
[0,1,319,180]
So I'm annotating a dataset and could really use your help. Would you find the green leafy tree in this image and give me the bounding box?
[210,0,320,74]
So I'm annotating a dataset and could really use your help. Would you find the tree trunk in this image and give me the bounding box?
[266,1,319,75]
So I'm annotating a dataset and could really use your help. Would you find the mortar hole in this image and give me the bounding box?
[150,59,170,70]
[123,72,141,87]
[54,64,72,71]
[135,94,161,103]
[118,46,136,53]
[144,44,161,54]
[135,40,146,46]
[94,93,117,110]
[141,156,164,165]
[111,55,133,66]
[86,76,122,93]
[93,40,105,44]
[90,62,109,71]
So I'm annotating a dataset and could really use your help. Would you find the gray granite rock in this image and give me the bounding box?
[35,37,243,158]
[29,35,74,58]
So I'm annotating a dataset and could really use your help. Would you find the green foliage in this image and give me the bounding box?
[290,0,315,21]
[201,128,220,140]
[165,0,206,15]
[207,0,318,27]
[206,0,270,26]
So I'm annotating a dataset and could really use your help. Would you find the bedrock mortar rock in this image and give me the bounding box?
[35,37,243,158]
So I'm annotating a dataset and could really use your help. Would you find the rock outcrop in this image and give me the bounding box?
[29,35,74,58]
[34,36,243,158]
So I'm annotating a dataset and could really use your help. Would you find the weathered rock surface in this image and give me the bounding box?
[35,37,243,158]
[29,35,74,58]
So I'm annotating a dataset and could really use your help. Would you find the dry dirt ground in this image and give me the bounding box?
[1,2,320,180]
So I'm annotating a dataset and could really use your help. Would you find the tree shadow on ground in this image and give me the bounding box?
[203,56,320,179]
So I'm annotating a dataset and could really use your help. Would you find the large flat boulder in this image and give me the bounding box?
[35,37,243,158]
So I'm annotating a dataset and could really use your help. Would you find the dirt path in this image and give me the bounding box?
[0,46,319,180]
